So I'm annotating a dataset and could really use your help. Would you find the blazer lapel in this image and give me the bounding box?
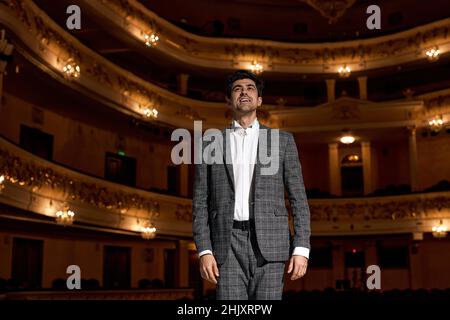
[222,125,235,192]
[254,124,270,190]
[254,124,272,180]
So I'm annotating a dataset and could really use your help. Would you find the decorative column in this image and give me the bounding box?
[332,241,345,289]
[0,30,14,108]
[358,76,368,100]
[326,79,336,103]
[364,240,377,268]
[328,143,341,196]
[0,235,11,280]
[0,66,3,108]
[176,240,189,287]
[177,73,189,96]
[409,241,422,289]
[407,126,419,191]
[361,141,373,195]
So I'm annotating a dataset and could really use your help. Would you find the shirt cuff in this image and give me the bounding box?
[198,250,213,258]
[292,247,310,259]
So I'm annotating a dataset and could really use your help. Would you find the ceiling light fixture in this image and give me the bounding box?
[144,33,159,47]
[0,175,5,193]
[429,116,444,129]
[425,46,440,61]
[62,58,80,78]
[340,130,355,144]
[55,205,75,226]
[141,222,157,240]
[250,60,263,74]
[432,220,447,238]
[338,65,351,78]
[143,107,158,118]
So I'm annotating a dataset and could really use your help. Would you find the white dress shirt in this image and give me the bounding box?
[230,118,259,221]
[199,118,309,259]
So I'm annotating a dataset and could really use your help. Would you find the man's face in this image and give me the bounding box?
[227,78,262,113]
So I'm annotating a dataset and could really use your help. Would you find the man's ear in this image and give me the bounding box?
[226,97,232,109]
[257,96,262,107]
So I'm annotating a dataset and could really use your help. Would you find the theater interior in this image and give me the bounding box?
[0,0,449,304]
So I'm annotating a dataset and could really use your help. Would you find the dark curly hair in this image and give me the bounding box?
[225,70,264,99]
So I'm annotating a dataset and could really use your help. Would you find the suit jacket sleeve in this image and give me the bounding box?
[283,133,311,250]
[192,146,212,253]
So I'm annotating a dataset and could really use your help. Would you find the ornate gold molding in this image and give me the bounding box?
[0,147,160,220]
[0,136,193,237]
[423,92,450,110]
[309,196,450,222]
[411,89,450,121]
[0,0,447,133]
[1,136,449,237]
[303,0,357,24]
[80,0,450,73]
[0,0,233,130]
[175,204,192,223]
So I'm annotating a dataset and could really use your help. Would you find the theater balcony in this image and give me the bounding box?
[0,0,450,299]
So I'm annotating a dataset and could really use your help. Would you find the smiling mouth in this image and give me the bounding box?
[239,97,251,103]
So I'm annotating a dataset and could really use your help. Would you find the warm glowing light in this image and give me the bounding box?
[348,154,359,162]
[428,118,444,128]
[250,60,263,74]
[432,220,447,238]
[62,59,81,78]
[55,206,75,226]
[144,33,159,47]
[141,223,157,239]
[143,107,158,118]
[0,175,4,192]
[338,65,351,78]
[340,135,355,144]
[425,47,440,61]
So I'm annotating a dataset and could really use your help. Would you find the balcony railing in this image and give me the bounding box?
[2,288,195,300]
[1,136,449,237]
[81,1,450,74]
[0,136,192,239]
[1,1,449,132]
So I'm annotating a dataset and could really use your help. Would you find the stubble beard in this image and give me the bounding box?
[235,102,257,115]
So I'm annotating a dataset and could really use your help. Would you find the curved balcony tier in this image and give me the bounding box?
[1,136,449,238]
[79,1,450,74]
[1,1,450,132]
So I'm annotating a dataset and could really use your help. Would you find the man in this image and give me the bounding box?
[192,70,310,300]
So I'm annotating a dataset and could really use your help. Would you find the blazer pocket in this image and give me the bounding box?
[208,209,218,219]
[274,207,288,216]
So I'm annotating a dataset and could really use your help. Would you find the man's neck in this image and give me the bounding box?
[233,113,257,129]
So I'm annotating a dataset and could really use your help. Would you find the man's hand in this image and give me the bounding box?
[287,255,308,280]
[199,254,219,284]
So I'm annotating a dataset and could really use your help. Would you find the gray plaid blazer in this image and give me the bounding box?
[192,123,311,265]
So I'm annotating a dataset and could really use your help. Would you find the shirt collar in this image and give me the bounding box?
[231,118,259,131]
